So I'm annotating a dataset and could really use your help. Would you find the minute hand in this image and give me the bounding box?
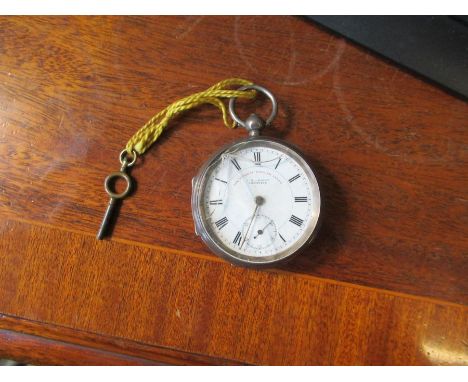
[240,204,260,249]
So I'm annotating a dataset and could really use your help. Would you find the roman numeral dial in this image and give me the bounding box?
[215,217,228,230]
[199,142,319,264]
[231,158,241,171]
[289,174,300,183]
[233,231,242,246]
[254,152,261,164]
[289,215,304,227]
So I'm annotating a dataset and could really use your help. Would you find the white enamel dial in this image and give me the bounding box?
[193,138,321,266]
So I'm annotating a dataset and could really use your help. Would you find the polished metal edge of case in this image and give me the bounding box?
[191,136,321,268]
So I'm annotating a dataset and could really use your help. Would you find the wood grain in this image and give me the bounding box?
[0,329,160,366]
[0,315,244,365]
[0,16,466,304]
[0,16,467,365]
[0,219,467,365]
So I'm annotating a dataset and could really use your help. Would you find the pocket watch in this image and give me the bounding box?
[191,85,321,267]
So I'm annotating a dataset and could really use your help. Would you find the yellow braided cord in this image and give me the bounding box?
[125,78,255,156]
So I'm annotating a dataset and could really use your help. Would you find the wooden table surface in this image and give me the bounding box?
[0,16,467,365]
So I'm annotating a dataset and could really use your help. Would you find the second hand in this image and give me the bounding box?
[253,220,273,239]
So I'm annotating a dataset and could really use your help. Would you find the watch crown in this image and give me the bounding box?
[245,114,265,137]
